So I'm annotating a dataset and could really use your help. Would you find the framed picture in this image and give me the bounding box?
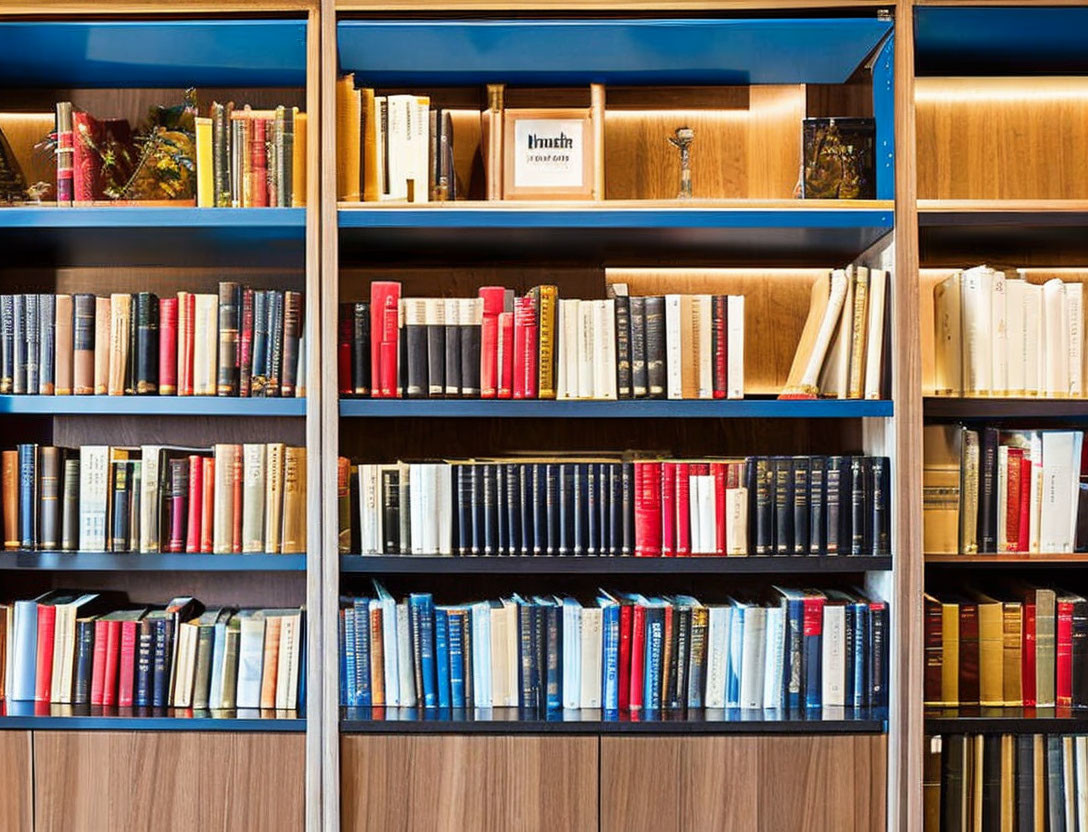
[502,108,595,200]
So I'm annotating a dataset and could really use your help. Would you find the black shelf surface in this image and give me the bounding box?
[341,706,887,735]
[918,207,1088,266]
[0,552,307,571]
[926,554,1088,569]
[340,555,891,575]
[925,707,1088,735]
[0,703,305,732]
[925,397,1088,421]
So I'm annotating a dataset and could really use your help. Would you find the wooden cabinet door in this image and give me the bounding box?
[0,732,32,832]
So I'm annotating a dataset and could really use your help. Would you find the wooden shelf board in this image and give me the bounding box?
[926,554,1088,566]
[919,200,1088,221]
[0,395,305,417]
[340,706,887,735]
[340,555,891,575]
[0,705,305,732]
[0,552,307,571]
[925,707,1088,735]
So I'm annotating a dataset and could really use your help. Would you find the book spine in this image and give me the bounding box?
[497,311,514,399]
[426,298,446,397]
[238,288,254,398]
[353,302,371,395]
[266,290,284,396]
[281,291,303,397]
[478,287,504,399]
[629,297,647,398]
[185,455,203,553]
[39,294,55,395]
[90,619,109,706]
[537,286,557,399]
[712,295,728,399]
[55,102,74,205]
[251,117,268,208]
[614,295,631,399]
[72,619,96,706]
[168,459,188,553]
[25,294,39,394]
[61,458,80,551]
[18,444,37,549]
[111,461,130,552]
[404,299,427,398]
[645,296,666,398]
[133,292,158,394]
[250,291,268,396]
[39,446,60,550]
[134,619,153,707]
[217,282,241,396]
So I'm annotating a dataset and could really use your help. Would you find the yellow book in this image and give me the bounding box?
[1002,601,1022,706]
[847,266,870,399]
[370,605,385,706]
[264,443,286,554]
[336,74,362,201]
[536,285,558,399]
[1000,735,1015,832]
[941,600,960,705]
[361,88,379,202]
[194,116,213,207]
[971,591,1004,706]
[280,446,307,554]
[923,424,962,554]
[292,109,307,208]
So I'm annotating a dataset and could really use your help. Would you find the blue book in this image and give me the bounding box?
[774,587,806,711]
[802,591,826,709]
[135,617,155,707]
[343,607,357,706]
[558,464,573,555]
[18,443,37,548]
[435,608,451,709]
[726,602,744,709]
[515,597,536,710]
[10,599,38,701]
[854,600,870,709]
[597,593,620,713]
[643,603,664,714]
[531,464,545,556]
[446,609,465,708]
[534,596,561,712]
[471,601,492,706]
[151,617,172,708]
[352,598,371,707]
[411,593,437,707]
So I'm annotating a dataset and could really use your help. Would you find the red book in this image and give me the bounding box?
[712,295,727,399]
[117,618,140,707]
[524,302,538,400]
[158,297,178,395]
[617,602,632,711]
[381,299,399,398]
[712,462,727,555]
[180,292,196,396]
[512,298,534,400]
[478,287,506,399]
[34,603,57,702]
[1057,597,1074,706]
[201,458,215,553]
[186,455,203,553]
[56,109,73,205]
[1022,603,1037,707]
[661,462,676,557]
[90,618,109,706]
[231,451,243,553]
[629,603,646,711]
[634,462,662,556]
[101,619,122,707]
[338,304,353,395]
[369,282,401,398]
[71,111,102,202]
[251,117,268,207]
[1018,457,1032,553]
[497,311,514,399]
[675,463,691,556]
[238,289,254,398]
[1006,447,1023,552]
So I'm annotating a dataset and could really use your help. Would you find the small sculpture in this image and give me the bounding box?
[668,126,694,200]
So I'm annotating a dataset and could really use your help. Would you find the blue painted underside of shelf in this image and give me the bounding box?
[0,21,307,88]
[0,207,305,230]
[0,552,306,571]
[0,703,304,731]
[337,18,892,86]
[0,394,305,417]
[339,398,892,419]
[915,7,1088,75]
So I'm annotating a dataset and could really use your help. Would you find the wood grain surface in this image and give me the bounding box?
[0,732,33,832]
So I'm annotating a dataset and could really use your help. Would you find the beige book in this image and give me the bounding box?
[212,444,240,554]
[781,270,845,399]
[192,294,218,396]
[695,295,713,399]
[1066,281,1084,397]
[820,264,855,398]
[594,299,617,401]
[863,269,887,399]
[93,296,111,395]
[1033,737,1046,831]
[1000,735,1016,832]
[336,74,362,201]
[54,294,73,395]
[172,620,199,708]
[490,603,507,707]
[726,295,745,399]
[1043,279,1069,397]
[264,443,286,554]
[1002,601,1023,706]
[680,295,697,399]
[1022,278,1044,397]
[291,109,307,208]
[280,446,307,554]
[1006,278,1027,397]
[360,89,379,202]
[242,444,267,553]
[665,294,682,400]
[259,615,282,709]
[940,600,960,705]
[107,293,130,396]
[1035,587,1057,706]
[991,270,1008,396]
[933,272,963,396]
[482,83,504,201]
[962,266,994,396]
[725,486,748,555]
[275,612,300,710]
[961,429,980,554]
[846,266,869,399]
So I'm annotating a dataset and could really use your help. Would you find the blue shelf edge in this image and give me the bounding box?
[0,552,307,571]
[340,398,893,419]
[0,395,305,417]
[0,708,305,732]
[340,555,891,575]
[0,207,306,230]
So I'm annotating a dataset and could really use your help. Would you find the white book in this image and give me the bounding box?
[276,612,301,710]
[397,602,417,707]
[997,445,1009,551]
[727,295,745,399]
[435,464,453,555]
[991,270,1008,396]
[578,300,594,400]
[212,444,235,554]
[579,606,603,709]
[688,477,704,554]
[1022,278,1044,396]
[739,606,766,709]
[863,269,887,400]
[820,265,854,398]
[470,602,490,708]
[1030,431,1044,553]
[172,622,198,708]
[374,96,387,197]
[242,444,267,553]
[235,611,266,709]
[192,293,218,396]
[2,606,13,703]
[556,300,569,399]
[385,95,411,201]
[762,606,785,709]
[357,465,374,553]
[933,273,962,396]
[562,299,581,400]
[78,445,110,551]
[726,604,745,708]
[208,620,227,709]
[11,601,36,701]
[1067,282,1084,397]
[961,266,994,395]
[409,463,425,554]
[411,96,430,203]
[1041,431,1077,553]
[488,604,506,707]
[704,605,729,709]
[665,294,683,399]
[726,487,749,556]
[821,605,846,707]
[695,476,716,554]
[420,464,437,554]
[562,599,582,710]
[503,600,518,706]
[1004,279,1026,396]
[1043,279,1069,397]
[1072,432,1085,549]
[137,445,162,553]
[696,295,713,399]
[597,299,617,400]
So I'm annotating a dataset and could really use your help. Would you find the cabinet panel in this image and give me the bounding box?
[341,734,597,832]
[32,731,304,832]
[0,731,32,832]
[602,734,886,832]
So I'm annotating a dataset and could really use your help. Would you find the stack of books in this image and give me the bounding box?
[341,454,890,558]
[0,593,304,711]
[339,283,745,400]
[926,733,1087,832]
[1,443,307,554]
[338,582,889,712]
[780,265,888,400]
[925,585,1088,708]
[0,286,305,398]
[923,425,1084,555]
[934,266,1086,398]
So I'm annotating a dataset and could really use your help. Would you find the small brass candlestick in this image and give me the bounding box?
[668,126,695,200]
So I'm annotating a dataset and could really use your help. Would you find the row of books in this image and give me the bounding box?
[338,583,889,712]
[780,265,888,400]
[924,585,1088,709]
[341,455,890,558]
[0,592,304,711]
[340,283,745,400]
[934,266,1087,399]
[1,443,307,554]
[0,287,305,398]
[925,734,1086,832]
[194,103,307,208]
[923,426,1085,555]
